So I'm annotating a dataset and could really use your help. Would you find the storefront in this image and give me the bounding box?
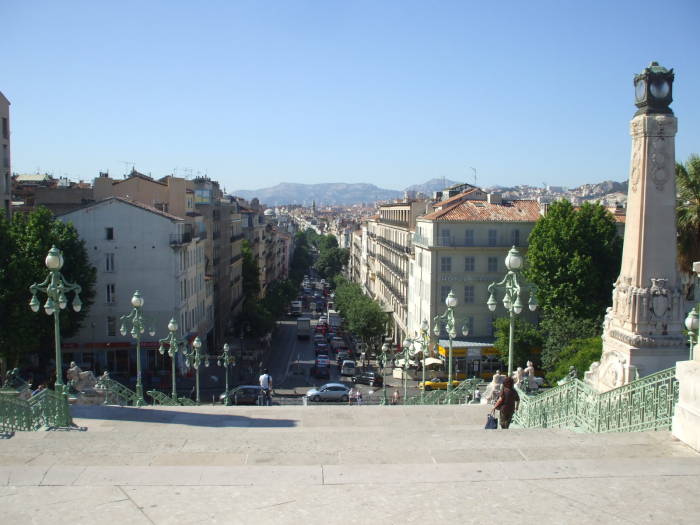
[436,340,504,380]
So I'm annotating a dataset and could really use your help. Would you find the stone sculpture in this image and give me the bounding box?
[483,370,505,404]
[66,362,98,393]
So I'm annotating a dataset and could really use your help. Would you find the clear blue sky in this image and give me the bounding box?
[4,0,699,192]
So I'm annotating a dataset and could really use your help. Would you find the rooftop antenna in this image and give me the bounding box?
[469,167,477,187]
[120,161,135,176]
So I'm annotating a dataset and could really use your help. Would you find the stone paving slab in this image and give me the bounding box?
[3,404,699,524]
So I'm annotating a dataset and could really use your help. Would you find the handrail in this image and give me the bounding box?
[1,388,72,431]
[513,366,679,433]
[95,376,139,406]
[147,390,180,406]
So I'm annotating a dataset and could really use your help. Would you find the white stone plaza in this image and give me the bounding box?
[2,404,700,524]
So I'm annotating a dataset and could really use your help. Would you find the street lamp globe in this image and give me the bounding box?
[461,324,469,336]
[29,295,40,313]
[487,293,497,312]
[505,246,523,271]
[72,295,82,312]
[44,297,55,316]
[45,246,63,270]
[131,291,144,308]
[528,293,538,312]
[685,309,699,332]
[120,324,127,336]
[193,336,202,349]
[421,319,429,332]
[513,296,523,314]
[381,342,389,353]
[168,318,178,333]
[445,290,458,308]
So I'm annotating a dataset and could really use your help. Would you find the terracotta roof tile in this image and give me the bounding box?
[432,189,483,209]
[421,199,541,222]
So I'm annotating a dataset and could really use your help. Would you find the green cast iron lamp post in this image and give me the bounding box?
[29,246,83,399]
[158,318,190,401]
[119,290,155,406]
[486,246,537,376]
[215,343,236,406]
[380,342,391,405]
[684,261,700,361]
[433,290,469,403]
[183,336,204,404]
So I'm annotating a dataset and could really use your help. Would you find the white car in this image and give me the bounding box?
[340,360,356,377]
[306,383,350,402]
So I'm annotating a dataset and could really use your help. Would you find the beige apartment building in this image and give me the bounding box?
[1,91,10,219]
[93,170,244,348]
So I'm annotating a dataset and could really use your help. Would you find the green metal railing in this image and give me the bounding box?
[95,376,139,406]
[178,397,197,406]
[147,390,181,406]
[403,378,482,405]
[513,366,679,433]
[1,388,73,432]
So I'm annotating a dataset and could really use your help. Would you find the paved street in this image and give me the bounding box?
[2,404,700,524]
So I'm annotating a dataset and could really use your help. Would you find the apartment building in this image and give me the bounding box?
[409,194,541,376]
[366,200,430,343]
[59,197,212,382]
[1,91,10,219]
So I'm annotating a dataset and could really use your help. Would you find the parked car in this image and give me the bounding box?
[336,350,350,363]
[311,366,330,379]
[340,360,356,377]
[418,378,462,391]
[219,385,262,405]
[352,371,383,387]
[315,355,330,368]
[315,343,330,355]
[306,383,351,402]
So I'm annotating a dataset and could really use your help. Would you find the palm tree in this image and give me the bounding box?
[676,154,700,274]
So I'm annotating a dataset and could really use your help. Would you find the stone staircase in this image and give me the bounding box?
[2,404,699,524]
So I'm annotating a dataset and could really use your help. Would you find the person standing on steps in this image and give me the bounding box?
[259,369,273,406]
[493,376,519,429]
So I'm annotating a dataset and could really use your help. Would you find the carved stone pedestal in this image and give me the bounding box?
[672,358,700,452]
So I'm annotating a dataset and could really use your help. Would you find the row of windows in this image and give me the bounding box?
[440,256,499,273]
[440,285,478,305]
[180,274,205,303]
[438,228,520,246]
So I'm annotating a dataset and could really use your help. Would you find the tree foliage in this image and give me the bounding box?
[240,240,260,300]
[289,231,314,285]
[0,207,96,367]
[492,316,544,369]
[538,308,602,371]
[545,337,602,385]
[525,200,622,320]
[314,247,349,279]
[676,154,700,274]
[334,277,388,352]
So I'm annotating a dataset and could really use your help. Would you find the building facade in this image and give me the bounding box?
[1,91,10,219]
[59,197,212,383]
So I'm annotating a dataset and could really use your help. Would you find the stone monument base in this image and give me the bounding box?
[672,359,700,452]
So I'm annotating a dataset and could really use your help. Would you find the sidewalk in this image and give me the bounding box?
[2,404,699,524]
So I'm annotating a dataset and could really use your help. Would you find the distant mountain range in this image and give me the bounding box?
[232,178,461,206]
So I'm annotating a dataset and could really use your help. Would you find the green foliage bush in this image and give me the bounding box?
[545,337,602,385]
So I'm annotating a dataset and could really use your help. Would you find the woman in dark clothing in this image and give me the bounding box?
[493,376,520,429]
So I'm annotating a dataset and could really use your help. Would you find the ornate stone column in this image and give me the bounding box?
[586,63,687,392]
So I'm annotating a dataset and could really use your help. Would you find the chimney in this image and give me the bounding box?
[537,196,551,216]
[487,192,502,204]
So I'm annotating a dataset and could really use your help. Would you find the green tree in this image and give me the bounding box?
[492,317,544,369]
[525,200,622,320]
[0,207,96,368]
[538,308,602,371]
[333,277,388,352]
[545,337,602,385]
[314,247,349,279]
[676,154,700,274]
[240,240,260,300]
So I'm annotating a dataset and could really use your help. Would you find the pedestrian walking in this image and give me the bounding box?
[356,390,363,405]
[391,389,400,405]
[259,369,273,406]
[493,376,519,429]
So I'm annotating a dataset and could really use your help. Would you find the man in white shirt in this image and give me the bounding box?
[259,369,273,406]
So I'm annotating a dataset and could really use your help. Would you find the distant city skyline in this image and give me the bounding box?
[4,1,699,191]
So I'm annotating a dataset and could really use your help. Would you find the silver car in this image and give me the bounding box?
[306,383,350,402]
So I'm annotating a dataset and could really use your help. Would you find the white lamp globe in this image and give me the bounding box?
[505,246,523,271]
[131,291,144,308]
[445,291,458,308]
[168,318,178,333]
[45,246,63,270]
[685,310,699,332]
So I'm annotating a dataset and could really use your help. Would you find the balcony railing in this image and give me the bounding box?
[378,217,409,228]
[230,233,244,242]
[376,236,411,254]
[169,232,193,245]
[376,254,407,280]
[376,272,406,304]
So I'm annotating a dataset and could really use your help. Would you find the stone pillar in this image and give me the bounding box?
[673,356,700,451]
[586,72,687,392]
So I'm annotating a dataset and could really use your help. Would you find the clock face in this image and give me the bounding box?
[650,80,670,99]
[635,79,646,102]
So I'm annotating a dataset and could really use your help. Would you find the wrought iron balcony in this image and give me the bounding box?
[169,232,193,245]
